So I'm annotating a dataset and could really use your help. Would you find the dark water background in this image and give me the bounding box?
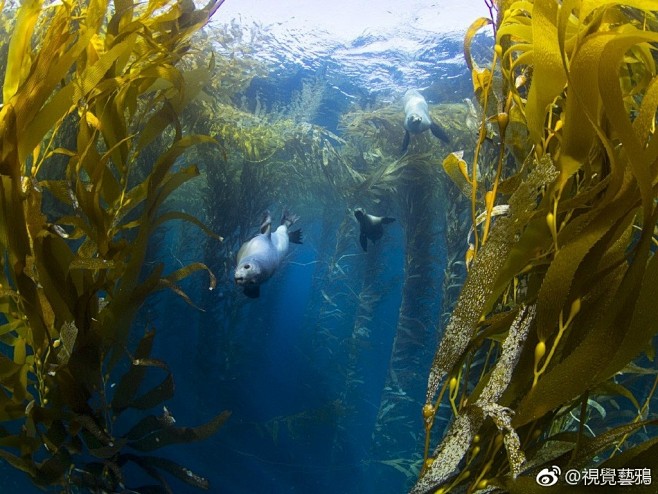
[0,6,494,494]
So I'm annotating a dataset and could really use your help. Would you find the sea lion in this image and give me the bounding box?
[354,208,395,252]
[234,210,302,298]
[401,89,449,152]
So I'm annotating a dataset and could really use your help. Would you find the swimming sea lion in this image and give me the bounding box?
[354,208,395,252]
[234,210,303,298]
[401,89,449,152]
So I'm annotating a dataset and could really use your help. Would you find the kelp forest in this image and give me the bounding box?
[1,0,658,493]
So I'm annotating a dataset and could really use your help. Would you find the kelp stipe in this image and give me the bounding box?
[0,0,229,491]
[413,1,658,493]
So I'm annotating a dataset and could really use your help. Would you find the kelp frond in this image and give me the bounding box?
[414,1,658,493]
[0,0,228,491]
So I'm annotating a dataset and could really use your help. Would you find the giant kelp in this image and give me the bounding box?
[413,1,658,493]
[0,0,230,491]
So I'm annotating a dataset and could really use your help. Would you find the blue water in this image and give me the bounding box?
[0,5,494,493]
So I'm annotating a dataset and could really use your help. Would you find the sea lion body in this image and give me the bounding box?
[401,89,449,152]
[354,208,395,252]
[235,211,302,298]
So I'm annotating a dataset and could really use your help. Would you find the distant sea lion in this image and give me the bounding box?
[354,208,395,252]
[402,89,449,152]
[234,210,302,298]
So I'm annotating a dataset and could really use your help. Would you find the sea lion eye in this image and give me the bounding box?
[244,264,251,269]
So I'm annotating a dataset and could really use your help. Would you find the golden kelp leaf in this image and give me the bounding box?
[597,29,658,220]
[442,151,473,198]
[555,9,657,189]
[464,17,493,71]
[472,67,492,95]
[3,0,42,103]
[84,111,102,130]
[632,77,658,146]
[523,0,566,147]
[16,1,106,166]
[21,86,76,169]
[13,336,26,365]
[136,102,179,152]
[76,32,138,99]
[0,320,24,338]
[579,0,658,21]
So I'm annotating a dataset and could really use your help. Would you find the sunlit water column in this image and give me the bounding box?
[371,170,446,491]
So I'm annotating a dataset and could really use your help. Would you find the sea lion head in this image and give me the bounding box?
[354,208,366,223]
[235,258,263,286]
[405,113,424,133]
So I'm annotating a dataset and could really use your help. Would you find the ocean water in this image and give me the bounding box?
[147,7,491,494]
[0,2,493,493]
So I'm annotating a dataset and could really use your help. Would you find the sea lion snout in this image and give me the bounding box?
[234,262,254,285]
[407,114,423,132]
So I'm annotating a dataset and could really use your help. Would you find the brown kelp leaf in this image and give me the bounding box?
[412,306,534,493]
[124,414,167,441]
[129,374,175,411]
[534,191,637,342]
[568,418,658,470]
[34,448,74,486]
[55,321,78,366]
[111,330,156,414]
[602,230,658,377]
[126,410,231,452]
[514,195,655,427]
[124,454,209,490]
[425,156,557,404]
[74,414,115,452]
[69,257,115,270]
[599,435,658,470]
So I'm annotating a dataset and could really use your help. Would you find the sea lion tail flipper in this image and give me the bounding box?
[430,122,450,142]
[382,217,395,225]
[244,285,260,298]
[260,211,272,234]
[288,228,303,244]
[401,130,410,153]
[281,209,300,228]
[359,232,368,252]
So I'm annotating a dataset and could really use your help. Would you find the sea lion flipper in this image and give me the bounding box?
[260,211,272,234]
[244,284,260,298]
[288,228,303,244]
[401,130,410,153]
[382,217,395,224]
[281,209,300,227]
[359,232,368,252]
[430,122,449,142]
